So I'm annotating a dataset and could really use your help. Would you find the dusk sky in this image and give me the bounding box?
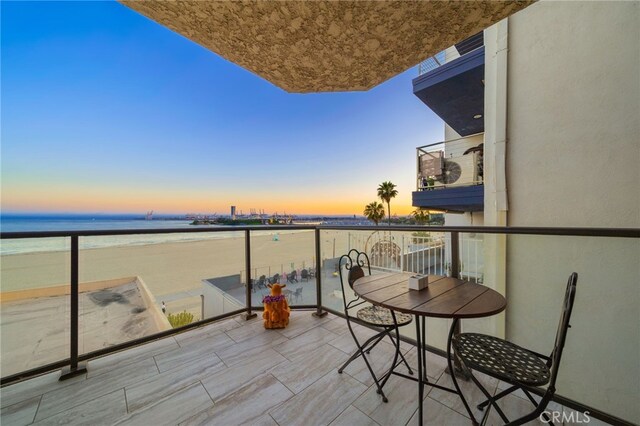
[1,1,444,216]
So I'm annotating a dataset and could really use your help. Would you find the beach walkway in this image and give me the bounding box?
[0,310,590,426]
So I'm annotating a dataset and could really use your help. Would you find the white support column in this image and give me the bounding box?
[479,19,509,339]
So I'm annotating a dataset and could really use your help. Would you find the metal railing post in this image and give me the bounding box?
[242,229,257,320]
[447,231,470,380]
[312,228,327,318]
[60,235,87,380]
[450,231,460,279]
[400,235,405,272]
[200,295,205,321]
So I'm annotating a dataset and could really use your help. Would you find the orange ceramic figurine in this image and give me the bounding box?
[263,283,290,329]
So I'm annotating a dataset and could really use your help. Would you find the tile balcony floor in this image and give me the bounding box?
[1,311,608,426]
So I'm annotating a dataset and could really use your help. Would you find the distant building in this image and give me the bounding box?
[230,206,236,221]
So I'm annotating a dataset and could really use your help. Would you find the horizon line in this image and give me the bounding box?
[0,211,385,218]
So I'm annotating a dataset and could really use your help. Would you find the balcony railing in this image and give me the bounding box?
[417,32,484,76]
[416,133,484,191]
[1,225,638,424]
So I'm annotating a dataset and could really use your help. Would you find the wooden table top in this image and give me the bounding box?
[352,272,506,319]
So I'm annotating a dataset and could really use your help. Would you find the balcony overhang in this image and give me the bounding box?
[412,47,485,136]
[412,185,484,213]
[119,1,533,93]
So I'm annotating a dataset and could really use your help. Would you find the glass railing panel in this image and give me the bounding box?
[77,231,245,355]
[249,229,316,308]
[0,238,70,378]
[416,134,484,191]
[319,228,480,351]
[321,228,640,425]
[321,228,450,348]
[319,229,352,313]
[459,232,484,283]
[503,234,639,425]
[385,229,450,351]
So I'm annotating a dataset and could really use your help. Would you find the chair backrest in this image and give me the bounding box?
[301,269,309,278]
[549,272,578,387]
[290,270,297,277]
[338,249,372,312]
[338,249,371,312]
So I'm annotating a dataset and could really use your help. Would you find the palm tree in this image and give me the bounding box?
[412,209,430,225]
[377,181,398,226]
[363,202,385,226]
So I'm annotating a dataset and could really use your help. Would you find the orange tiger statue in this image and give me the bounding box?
[262,283,290,329]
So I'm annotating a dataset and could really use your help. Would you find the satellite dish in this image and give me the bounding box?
[436,160,462,184]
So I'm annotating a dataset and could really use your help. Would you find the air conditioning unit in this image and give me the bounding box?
[434,152,480,186]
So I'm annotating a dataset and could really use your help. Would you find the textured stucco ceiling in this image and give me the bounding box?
[120,0,534,93]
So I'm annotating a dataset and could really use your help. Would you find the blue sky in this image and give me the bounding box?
[1,0,444,215]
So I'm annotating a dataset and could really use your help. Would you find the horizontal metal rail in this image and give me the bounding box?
[2,225,638,239]
[0,225,637,426]
[0,225,317,239]
[317,225,640,238]
[0,225,638,388]
[416,132,485,153]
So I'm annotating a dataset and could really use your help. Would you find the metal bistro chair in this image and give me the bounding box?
[300,269,310,281]
[269,274,280,285]
[256,275,267,290]
[287,270,298,283]
[293,287,303,303]
[337,249,413,403]
[451,273,578,425]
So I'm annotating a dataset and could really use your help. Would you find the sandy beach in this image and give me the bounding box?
[0,228,456,378]
[0,231,353,314]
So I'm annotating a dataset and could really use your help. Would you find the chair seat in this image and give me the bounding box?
[356,306,412,327]
[453,333,551,386]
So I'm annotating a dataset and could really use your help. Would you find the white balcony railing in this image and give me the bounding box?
[416,133,484,191]
[417,32,483,76]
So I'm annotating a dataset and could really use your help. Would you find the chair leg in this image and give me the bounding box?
[478,386,554,425]
[478,384,518,410]
[338,329,387,373]
[447,319,479,424]
[379,324,402,390]
[338,321,391,402]
[468,372,510,425]
[365,331,387,354]
[521,390,554,425]
[386,329,413,375]
[352,331,389,402]
[506,402,552,426]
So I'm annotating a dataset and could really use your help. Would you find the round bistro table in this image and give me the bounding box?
[353,272,506,425]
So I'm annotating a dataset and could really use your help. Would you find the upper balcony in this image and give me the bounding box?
[412,134,484,212]
[413,32,485,137]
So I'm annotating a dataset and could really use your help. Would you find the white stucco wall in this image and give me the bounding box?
[444,123,461,141]
[506,1,639,228]
[502,1,639,423]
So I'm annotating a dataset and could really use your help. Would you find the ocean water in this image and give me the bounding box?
[0,214,283,255]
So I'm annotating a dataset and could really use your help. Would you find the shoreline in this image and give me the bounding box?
[0,231,343,297]
[0,228,311,256]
